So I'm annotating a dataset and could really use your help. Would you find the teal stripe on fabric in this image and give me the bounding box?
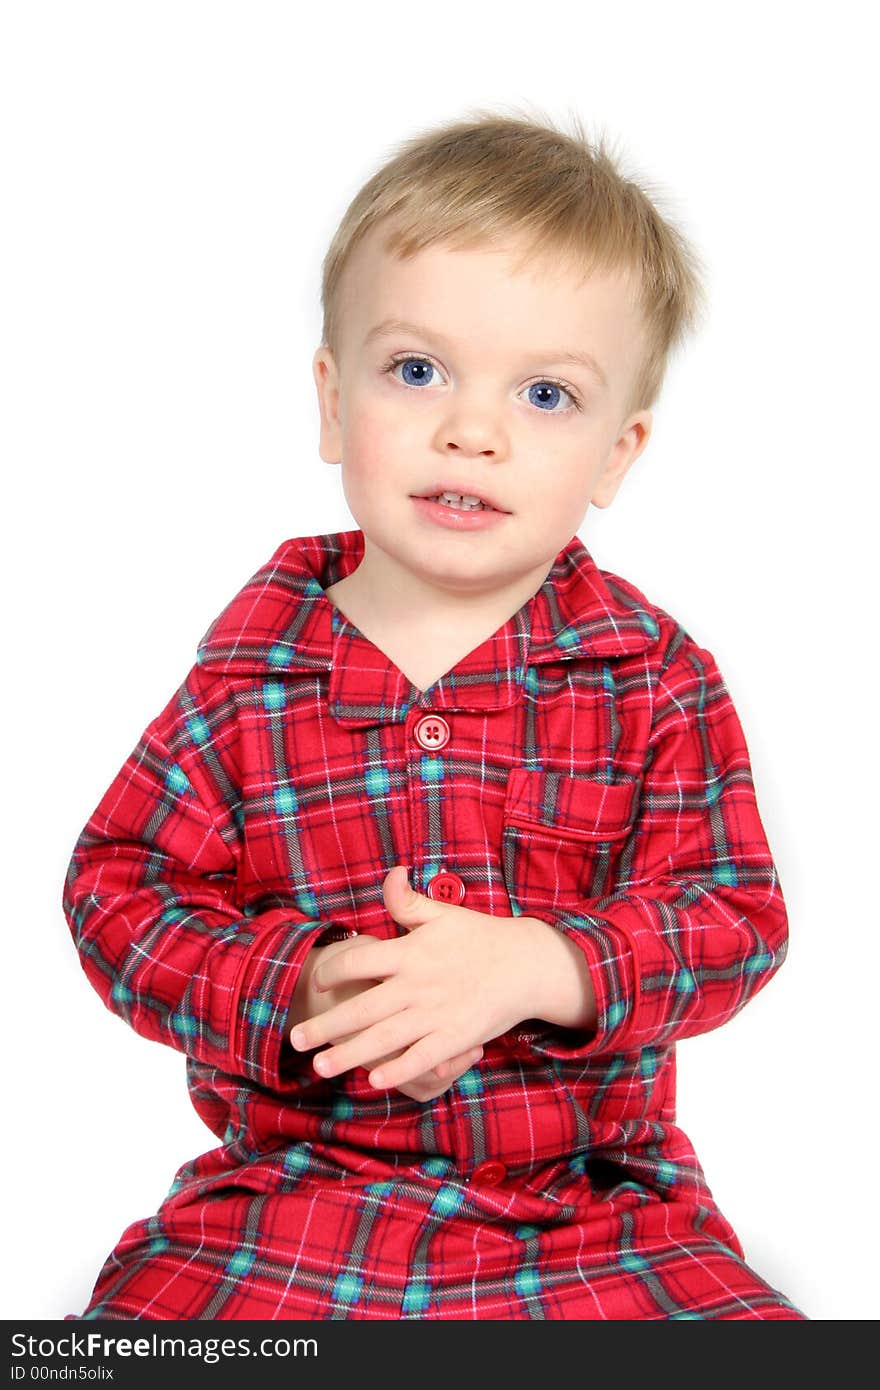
[619,1250,652,1273]
[365,1181,395,1199]
[640,1048,660,1078]
[262,681,287,711]
[420,756,445,783]
[745,951,773,972]
[514,1266,542,1297]
[430,1185,464,1218]
[159,906,188,924]
[456,1069,485,1096]
[170,1012,197,1037]
[421,1157,454,1177]
[267,642,294,668]
[165,764,190,796]
[283,1146,312,1176]
[273,785,298,814]
[184,715,211,745]
[401,1279,431,1313]
[331,1272,364,1305]
[599,1054,626,1087]
[420,862,440,890]
[246,998,273,1026]
[712,863,738,886]
[365,766,391,796]
[606,999,625,1028]
[225,1248,256,1277]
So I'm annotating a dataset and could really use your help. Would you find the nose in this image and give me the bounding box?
[432,392,509,460]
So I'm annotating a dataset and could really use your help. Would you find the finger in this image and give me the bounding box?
[312,937,399,993]
[366,1032,464,1091]
[291,977,404,1052]
[394,1044,483,1097]
[433,1044,484,1081]
[396,1048,484,1102]
[310,1012,427,1080]
[381,865,443,931]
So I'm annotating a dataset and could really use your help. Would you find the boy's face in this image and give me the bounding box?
[313,226,653,600]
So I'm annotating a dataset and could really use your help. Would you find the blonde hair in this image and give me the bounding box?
[319,106,707,416]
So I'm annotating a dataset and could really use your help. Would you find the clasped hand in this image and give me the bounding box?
[289,865,536,1096]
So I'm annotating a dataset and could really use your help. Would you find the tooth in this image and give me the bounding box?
[437,491,483,508]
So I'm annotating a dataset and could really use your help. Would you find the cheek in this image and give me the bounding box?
[338,423,395,512]
[542,463,604,533]
[540,450,601,503]
[341,395,421,481]
[343,379,426,441]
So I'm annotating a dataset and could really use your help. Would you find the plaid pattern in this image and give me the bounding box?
[63,529,804,1319]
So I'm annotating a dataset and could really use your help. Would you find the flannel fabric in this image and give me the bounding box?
[64,529,805,1319]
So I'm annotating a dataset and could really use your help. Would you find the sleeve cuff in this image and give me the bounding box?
[227,913,345,1089]
[514,907,641,1060]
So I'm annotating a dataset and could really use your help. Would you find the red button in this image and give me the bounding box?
[470,1160,508,1186]
[427,871,465,904]
[413,714,450,751]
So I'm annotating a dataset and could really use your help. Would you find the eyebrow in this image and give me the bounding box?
[363,318,608,389]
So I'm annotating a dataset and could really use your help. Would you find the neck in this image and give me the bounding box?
[339,537,556,639]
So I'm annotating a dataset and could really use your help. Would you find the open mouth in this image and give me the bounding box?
[417,491,504,513]
[432,492,490,511]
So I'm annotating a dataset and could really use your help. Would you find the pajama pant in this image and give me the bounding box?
[73,1151,807,1320]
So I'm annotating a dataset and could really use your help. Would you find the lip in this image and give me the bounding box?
[410,496,510,531]
[410,484,510,514]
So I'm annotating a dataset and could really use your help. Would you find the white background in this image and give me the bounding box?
[3,0,877,1322]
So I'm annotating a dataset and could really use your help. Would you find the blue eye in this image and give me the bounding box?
[391,357,436,387]
[526,381,576,411]
[384,355,580,412]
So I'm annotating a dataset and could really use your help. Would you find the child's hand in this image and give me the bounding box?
[286,934,377,1037]
[287,934,483,1102]
[382,1044,485,1102]
[289,866,539,1091]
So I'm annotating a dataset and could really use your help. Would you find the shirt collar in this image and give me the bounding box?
[197,529,659,727]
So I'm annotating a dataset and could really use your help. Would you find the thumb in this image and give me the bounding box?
[382,864,433,930]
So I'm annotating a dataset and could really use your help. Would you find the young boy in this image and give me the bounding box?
[64,112,806,1320]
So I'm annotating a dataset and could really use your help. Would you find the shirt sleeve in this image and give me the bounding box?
[514,631,789,1061]
[62,664,349,1091]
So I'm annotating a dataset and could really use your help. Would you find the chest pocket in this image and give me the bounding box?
[501,769,640,914]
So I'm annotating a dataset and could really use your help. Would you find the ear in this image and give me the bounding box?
[312,346,343,464]
[591,410,653,509]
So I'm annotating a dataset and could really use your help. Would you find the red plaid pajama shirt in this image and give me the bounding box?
[63,528,806,1319]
